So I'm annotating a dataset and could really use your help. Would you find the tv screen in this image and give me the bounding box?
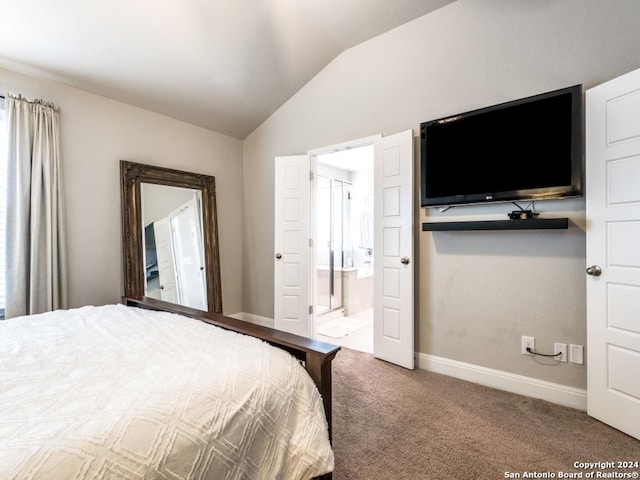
[420,85,583,208]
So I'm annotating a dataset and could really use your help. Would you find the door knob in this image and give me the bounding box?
[401,257,410,265]
[586,265,602,277]
[275,253,282,260]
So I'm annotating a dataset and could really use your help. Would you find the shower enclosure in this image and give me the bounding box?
[316,176,352,315]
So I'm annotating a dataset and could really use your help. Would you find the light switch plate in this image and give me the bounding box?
[569,344,584,365]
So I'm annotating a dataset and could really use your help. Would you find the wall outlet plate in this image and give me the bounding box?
[554,343,568,362]
[521,336,535,355]
[570,344,584,364]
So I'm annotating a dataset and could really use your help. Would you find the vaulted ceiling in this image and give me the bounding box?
[0,0,455,138]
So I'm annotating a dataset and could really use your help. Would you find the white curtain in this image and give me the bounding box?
[4,93,68,318]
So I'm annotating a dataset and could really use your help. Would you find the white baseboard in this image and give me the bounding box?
[227,312,274,328]
[416,352,587,411]
[218,317,586,411]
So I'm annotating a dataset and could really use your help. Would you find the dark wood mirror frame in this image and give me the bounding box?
[120,160,223,313]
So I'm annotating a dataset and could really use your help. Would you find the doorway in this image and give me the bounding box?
[313,145,374,354]
[274,129,414,368]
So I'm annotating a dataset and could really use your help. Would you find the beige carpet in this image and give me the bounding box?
[331,347,640,479]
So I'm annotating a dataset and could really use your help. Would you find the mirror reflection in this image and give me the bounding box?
[141,183,207,310]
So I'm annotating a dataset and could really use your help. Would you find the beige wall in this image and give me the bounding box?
[4,0,640,391]
[242,0,640,389]
[0,67,244,315]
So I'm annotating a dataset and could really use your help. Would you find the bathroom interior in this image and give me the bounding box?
[314,144,374,354]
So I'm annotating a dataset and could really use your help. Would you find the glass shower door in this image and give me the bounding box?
[316,176,331,315]
[330,179,344,311]
[316,175,352,315]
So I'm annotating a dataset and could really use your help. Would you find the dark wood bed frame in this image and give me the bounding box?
[123,296,340,480]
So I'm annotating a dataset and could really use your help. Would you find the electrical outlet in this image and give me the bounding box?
[554,343,568,362]
[521,336,535,355]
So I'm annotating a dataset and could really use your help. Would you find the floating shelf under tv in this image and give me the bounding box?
[421,218,569,231]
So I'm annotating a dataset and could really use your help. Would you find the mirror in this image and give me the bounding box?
[120,160,223,313]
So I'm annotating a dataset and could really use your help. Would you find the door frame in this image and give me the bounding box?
[308,135,381,337]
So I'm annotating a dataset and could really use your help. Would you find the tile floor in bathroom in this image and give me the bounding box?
[315,308,373,354]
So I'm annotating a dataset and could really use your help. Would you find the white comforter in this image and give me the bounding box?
[0,304,334,479]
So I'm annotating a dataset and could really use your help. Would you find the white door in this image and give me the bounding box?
[374,130,415,369]
[171,199,207,311]
[274,155,312,336]
[153,218,179,304]
[586,69,640,440]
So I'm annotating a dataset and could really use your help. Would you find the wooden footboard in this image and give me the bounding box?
[123,296,339,480]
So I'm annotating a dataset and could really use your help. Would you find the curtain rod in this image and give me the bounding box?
[4,93,58,110]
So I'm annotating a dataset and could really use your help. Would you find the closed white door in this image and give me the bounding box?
[274,155,312,336]
[586,69,640,440]
[374,130,415,369]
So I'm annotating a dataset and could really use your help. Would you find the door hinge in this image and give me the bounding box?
[309,238,313,248]
[309,170,314,181]
[309,305,313,315]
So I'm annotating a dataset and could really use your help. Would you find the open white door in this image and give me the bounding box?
[171,198,207,311]
[374,130,415,369]
[274,155,312,337]
[586,69,640,440]
[153,218,179,304]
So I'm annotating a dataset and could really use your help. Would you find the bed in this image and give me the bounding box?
[0,299,339,479]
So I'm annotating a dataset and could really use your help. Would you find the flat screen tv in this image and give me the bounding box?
[420,85,583,208]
